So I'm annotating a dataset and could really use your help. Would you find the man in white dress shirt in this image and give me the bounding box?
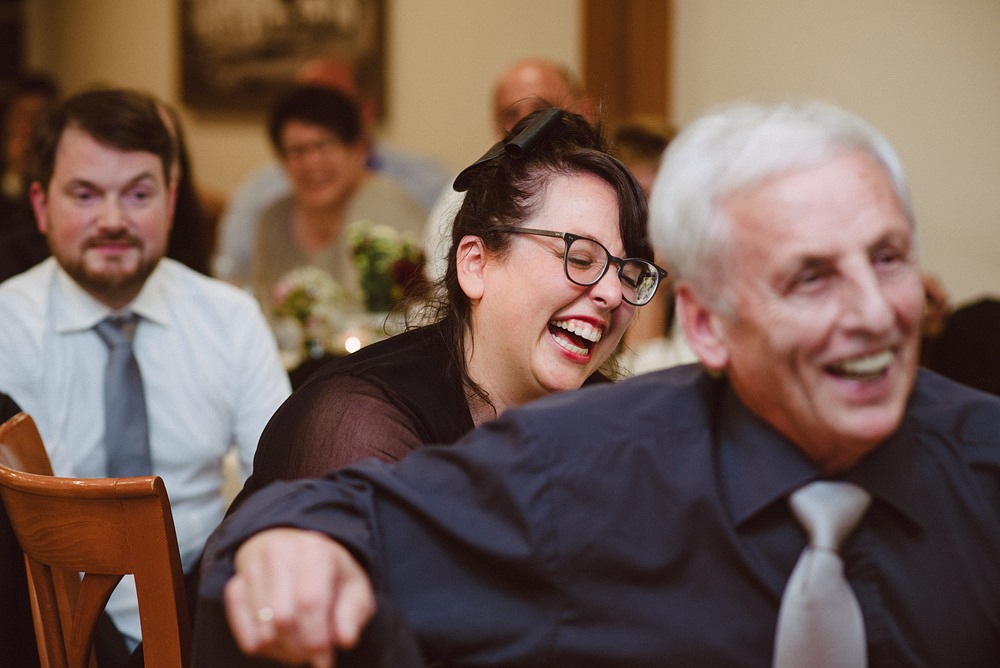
[0,88,290,663]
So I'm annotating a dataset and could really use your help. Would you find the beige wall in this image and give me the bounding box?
[25,0,1000,303]
[673,0,1000,304]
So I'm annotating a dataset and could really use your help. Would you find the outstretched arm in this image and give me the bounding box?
[223,528,376,668]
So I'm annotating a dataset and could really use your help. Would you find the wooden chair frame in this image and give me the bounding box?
[0,413,191,668]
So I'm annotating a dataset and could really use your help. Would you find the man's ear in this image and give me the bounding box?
[29,182,49,235]
[349,140,369,168]
[165,178,178,233]
[455,235,487,301]
[676,283,731,372]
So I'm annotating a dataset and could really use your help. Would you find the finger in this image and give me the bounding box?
[229,536,306,658]
[288,575,339,663]
[236,531,301,635]
[267,532,346,664]
[331,558,376,647]
[225,576,270,654]
[310,653,335,668]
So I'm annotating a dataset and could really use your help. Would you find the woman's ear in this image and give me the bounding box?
[456,235,487,301]
[676,284,731,372]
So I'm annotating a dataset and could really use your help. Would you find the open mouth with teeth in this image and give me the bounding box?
[549,318,603,358]
[827,350,894,382]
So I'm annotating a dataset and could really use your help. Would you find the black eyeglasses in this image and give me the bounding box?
[489,227,667,306]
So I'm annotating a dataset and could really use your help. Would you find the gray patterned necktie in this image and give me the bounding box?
[94,314,152,477]
[773,480,872,668]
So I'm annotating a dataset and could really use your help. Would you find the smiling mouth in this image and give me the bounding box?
[827,350,894,382]
[549,318,603,357]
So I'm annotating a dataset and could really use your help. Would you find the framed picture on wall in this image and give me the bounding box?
[179,0,384,113]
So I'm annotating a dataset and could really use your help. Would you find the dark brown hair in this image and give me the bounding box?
[419,108,652,406]
[28,88,174,191]
[267,85,362,154]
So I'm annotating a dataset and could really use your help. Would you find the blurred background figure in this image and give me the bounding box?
[423,57,596,283]
[923,293,1000,397]
[213,57,450,287]
[611,115,676,196]
[608,115,691,374]
[0,72,58,218]
[0,72,59,282]
[252,85,426,313]
[492,57,595,136]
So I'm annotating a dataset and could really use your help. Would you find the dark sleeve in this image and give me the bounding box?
[0,392,21,422]
[201,415,564,666]
[234,374,426,507]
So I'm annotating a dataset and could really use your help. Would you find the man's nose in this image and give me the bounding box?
[97,198,126,230]
[844,269,894,333]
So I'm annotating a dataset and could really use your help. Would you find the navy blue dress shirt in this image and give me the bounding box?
[200,367,1000,666]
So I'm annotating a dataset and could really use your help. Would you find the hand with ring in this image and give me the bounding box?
[224,528,376,667]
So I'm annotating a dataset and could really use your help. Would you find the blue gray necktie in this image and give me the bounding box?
[94,314,152,477]
[773,480,871,668]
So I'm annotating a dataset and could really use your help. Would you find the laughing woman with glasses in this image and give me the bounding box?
[229,108,664,510]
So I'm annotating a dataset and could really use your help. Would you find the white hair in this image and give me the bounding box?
[648,100,914,311]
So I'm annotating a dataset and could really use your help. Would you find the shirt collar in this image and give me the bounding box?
[719,382,926,531]
[844,413,927,529]
[52,259,172,333]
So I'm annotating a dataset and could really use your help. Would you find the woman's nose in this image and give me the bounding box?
[588,265,625,308]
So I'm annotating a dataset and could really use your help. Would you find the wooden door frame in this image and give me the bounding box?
[582,0,671,126]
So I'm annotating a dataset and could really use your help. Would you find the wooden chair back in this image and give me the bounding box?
[0,411,54,475]
[0,413,192,668]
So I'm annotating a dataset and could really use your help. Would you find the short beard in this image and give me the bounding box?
[54,244,161,308]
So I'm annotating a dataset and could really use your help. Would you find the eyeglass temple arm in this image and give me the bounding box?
[503,227,566,240]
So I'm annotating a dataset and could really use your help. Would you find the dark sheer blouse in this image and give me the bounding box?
[231,323,475,511]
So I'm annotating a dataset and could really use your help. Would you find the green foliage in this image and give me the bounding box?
[347,220,426,313]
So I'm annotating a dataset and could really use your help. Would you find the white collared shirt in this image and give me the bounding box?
[0,257,291,645]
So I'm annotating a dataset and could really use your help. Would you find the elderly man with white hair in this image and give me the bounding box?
[196,101,1000,667]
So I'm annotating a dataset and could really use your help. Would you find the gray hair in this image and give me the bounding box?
[648,100,914,311]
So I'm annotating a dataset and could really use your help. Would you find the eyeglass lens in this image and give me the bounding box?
[565,237,659,305]
[282,136,342,162]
